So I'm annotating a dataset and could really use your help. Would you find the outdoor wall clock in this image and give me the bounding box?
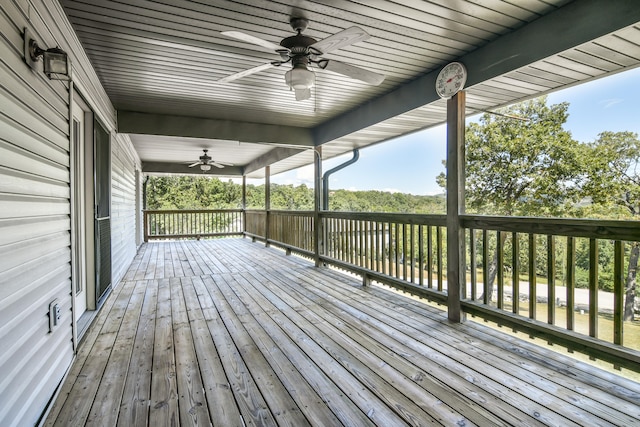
[435,62,467,99]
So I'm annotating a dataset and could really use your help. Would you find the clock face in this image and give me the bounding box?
[435,62,467,99]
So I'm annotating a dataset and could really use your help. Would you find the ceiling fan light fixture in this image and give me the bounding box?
[284,65,315,90]
[200,164,211,171]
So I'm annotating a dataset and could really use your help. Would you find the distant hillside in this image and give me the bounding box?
[327,189,445,214]
[146,176,445,214]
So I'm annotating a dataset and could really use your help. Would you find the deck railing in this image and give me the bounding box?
[144,209,243,240]
[460,215,640,366]
[245,210,267,239]
[142,208,640,369]
[321,212,448,302]
[270,210,315,255]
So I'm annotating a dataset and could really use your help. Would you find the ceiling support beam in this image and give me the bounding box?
[118,111,315,147]
[312,0,640,146]
[142,161,243,175]
[243,147,306,175]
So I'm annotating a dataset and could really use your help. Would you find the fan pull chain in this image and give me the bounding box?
[314,73,318,112]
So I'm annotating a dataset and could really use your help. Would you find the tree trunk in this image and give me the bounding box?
[624,241,638,321]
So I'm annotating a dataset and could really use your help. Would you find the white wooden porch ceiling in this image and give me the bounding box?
[59,0,640,178]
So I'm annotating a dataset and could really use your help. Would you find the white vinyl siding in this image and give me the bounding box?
[111,133,139,286]
[0,1,140,425]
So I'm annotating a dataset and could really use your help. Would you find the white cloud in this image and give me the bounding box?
[295,165,315,185]
[600,98,623,108]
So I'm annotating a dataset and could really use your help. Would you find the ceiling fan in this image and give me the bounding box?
[219,17,385,100]
[188,149,233,171]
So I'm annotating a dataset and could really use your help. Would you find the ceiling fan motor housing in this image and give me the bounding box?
[199,149,211,163]
[280,34,317,54]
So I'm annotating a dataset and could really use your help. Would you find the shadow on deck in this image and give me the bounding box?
[45,238,640,426]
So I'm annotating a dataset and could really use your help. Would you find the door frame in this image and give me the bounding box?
[70,92,95,347]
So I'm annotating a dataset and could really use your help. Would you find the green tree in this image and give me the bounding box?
[146,176,242,209]
[438,97,583,300]
[581,131,639,320]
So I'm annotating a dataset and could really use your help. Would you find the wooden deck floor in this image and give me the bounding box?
[45,238,640,426]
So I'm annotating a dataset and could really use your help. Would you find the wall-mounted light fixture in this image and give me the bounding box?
[24,28,70,80]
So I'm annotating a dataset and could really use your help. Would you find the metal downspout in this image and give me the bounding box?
[322,149,359,210]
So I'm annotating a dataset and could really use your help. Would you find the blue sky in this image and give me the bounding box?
[271,67,640,195]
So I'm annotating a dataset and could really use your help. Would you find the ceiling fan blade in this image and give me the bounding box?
[188,162,200,168]
[317,59,385,86]
[310,26,370,55]
[221,31,285,53]
[294,88,312,101]
[211,162,226,169]
[219,62,274,83]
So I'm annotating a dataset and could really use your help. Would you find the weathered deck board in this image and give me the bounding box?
[47,238,640,426]
[118,279,157,427]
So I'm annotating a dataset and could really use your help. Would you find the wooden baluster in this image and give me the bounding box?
[497,231,504,309]
[529,233,537,320]
[437,226,443,292]
[427,226,433,289]
[566,236,575,331]
[403,223,408,281]
[394,223,400,279]
[418,225,424,287]
[482,229,489,305]
[469,229,476,300]
[370,221,375,271]
[512,232,519,315]
[547,235,556,326]
[588,238,598,339]
[613,240,624,346]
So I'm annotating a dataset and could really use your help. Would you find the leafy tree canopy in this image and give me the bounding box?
[438,96,583,216]
[581,130,640,217]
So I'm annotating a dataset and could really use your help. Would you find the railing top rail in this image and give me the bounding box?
[144,208,243,214]
[462,214,640,241]
[270,210,315,216]
[143,208,243,214]
[320,211,447,226]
